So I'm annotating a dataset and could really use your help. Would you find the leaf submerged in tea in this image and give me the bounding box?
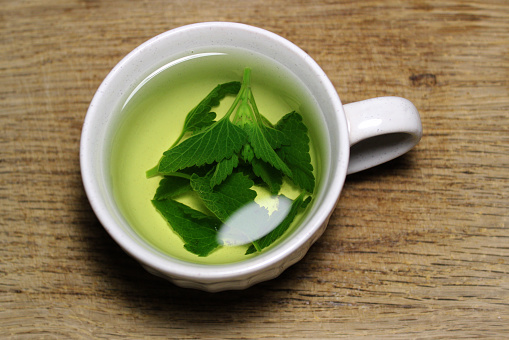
[149,68,315,257]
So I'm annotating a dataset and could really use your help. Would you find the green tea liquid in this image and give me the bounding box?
[110,49,323,264]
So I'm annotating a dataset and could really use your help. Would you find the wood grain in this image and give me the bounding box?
[1,0,508,338]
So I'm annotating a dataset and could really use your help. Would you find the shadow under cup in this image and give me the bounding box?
[81,23,350,291]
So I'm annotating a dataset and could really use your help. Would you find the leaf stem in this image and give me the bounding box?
[146,165,159,178]
[242,67,251,91]
[163,172,192,180]
[227,68,252,121]
[248,90,265,127]
[252,240,262,252]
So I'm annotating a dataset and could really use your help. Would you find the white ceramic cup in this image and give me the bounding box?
[80,22,422,292]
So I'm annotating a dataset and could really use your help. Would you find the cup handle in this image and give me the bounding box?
[343,96,423,174]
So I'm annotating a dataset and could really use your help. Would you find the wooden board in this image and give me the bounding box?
[1,0,508,338]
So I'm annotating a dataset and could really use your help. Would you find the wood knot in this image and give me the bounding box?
[409,73,437,87]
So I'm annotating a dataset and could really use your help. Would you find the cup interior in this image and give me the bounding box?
[80,22,350,283]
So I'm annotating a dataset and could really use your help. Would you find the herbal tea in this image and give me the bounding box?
[110,49,323,264]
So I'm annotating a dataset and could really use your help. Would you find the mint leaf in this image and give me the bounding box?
[210,154,239,188]
[183,81,241,134]
[276,111,315,193]
[242,123,292,178]
[178,164,214,178]
[153,176,191,200]
[264,128,289,149]
[158,117,248,174]
[190,172,257,222]
[152,199,221,257]
[260,123,290,149]
[251,157,283,195]
[245,193,311,255]
[146,82,241,178]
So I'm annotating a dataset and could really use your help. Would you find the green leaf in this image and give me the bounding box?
[158,117,248,174]
[260,124,290,149]
[210,154,239,188]
[240,143,255,163]
[245,193,311,255]
[153,176,191,200]
[151,199,221,257]
[190,172,257,222]
[275,111,315,193]
[178,164,215,178]
[182,81,241,134]
[251,157,283,195]
[242,123,292,178]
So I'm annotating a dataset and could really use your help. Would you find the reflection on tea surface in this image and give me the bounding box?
[218,195,292,247]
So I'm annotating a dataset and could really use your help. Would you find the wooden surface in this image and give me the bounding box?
[1,0,508,338]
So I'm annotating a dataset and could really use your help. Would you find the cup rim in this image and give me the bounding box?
[80,22,349,283]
